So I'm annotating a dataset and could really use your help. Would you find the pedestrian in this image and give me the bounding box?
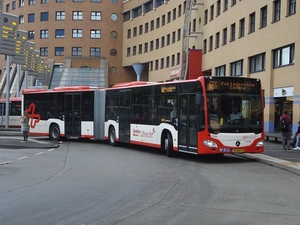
[21,111,30,141]
[280,110,292,151]
[292,121,300,150]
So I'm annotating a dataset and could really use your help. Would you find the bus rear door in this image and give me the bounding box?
[119,90,131,143]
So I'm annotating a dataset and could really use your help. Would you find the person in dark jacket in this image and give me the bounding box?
[292,121,300,150]
[280,110,292,151]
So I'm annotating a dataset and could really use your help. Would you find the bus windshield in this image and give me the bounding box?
[206,91,262,134]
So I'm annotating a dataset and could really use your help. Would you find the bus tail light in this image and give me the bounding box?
[255,140,264,148]
[203,140,218,149]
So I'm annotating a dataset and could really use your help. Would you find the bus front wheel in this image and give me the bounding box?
[49,124,60,141]
[164,132,174,157]
[109,127,117,146]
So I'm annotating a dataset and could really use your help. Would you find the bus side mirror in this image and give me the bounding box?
[196,94,202,106]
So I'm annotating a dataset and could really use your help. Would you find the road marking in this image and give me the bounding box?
[48,148,55,152]
[35,152,44,155]
[0,161,10,165]
[17,156,28,160]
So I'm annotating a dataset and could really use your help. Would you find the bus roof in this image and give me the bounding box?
[112,81,158,88]
[0,97,21,103]
[22,86,104,95]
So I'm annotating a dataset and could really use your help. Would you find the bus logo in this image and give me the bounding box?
[26,103,40,128]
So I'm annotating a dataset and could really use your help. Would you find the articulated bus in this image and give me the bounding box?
[22,76,264,156]
[0,97,22,128]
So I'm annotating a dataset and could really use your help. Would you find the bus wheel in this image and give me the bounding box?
[165,132,174,157]
[49,124,60,141]
[109,127,116,146]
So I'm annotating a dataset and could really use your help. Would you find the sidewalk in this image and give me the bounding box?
[0,128,59,149]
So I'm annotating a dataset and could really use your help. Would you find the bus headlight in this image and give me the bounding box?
[256,141,264,148]
[203,140,218,149]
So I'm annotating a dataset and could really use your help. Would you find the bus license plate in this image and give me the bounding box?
[232,149,245,153]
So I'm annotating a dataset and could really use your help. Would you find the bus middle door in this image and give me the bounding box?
[178,94,197,153]
[65,93,82,138]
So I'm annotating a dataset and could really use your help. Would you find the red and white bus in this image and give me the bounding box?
[22,76,264,156]
[0,97,22,128]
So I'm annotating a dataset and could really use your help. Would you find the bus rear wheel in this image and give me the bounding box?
[164,132,174,157]
[49,124,60,141]
[109,126,117,146]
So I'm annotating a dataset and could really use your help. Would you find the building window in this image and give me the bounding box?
[203,39,207,54]
[40,47,48,56]
[91,0,101,2]
[41,0,49,3]
[273,44,294,68]
[72,47,82,56]
[90,47,101,57]
[72,29,82,38]
[273,0,281,22]
[170,54,175,66]
[216,32,220,49]
[29,0,35,5]
[6,4,10,12]
[249,12,255,33]
[150,20,154,31]
[28,13,35,22]
[210,4,214,21]
[55,29,64,38]
[150,40,154,51]
[209,36,213,51]
[156,17,160,29]
[91,11,101,20]
[126,47,130,57]
[161,58,164,69]
[204,9,208,24]
[239,18,245,37]
[73,11,83,20]
[288,0,296,16]
[162,15,165,26]
[261,6,267,28]
[40,30,48,39]
[167,11,171,23]
[56,0,65,2]
[139,25,143,35]
[223,28,227,45]
[230,60,243,76]
[138,44,142,54]
[172,31,176,43]
[166,56,170,68]
[40,12,48,21]
[145,23,148,33]
[161,36,165,48]
[232,0,236,6]
[56,11,65,20]
[133,46,136,55]
[249,53,265,73]
[155,60,159,70]
[224,0,228,11]
[19,0,25,7]
[231,23,235,41]
[55,47,64,56]
[12,1,16,10]
[177,29,181,41]
[144,43,148,53]
[217,0,221,16]
[127,29,131,38]
[19,15,24,24]
[28,30,34,39]
[178,4,182,17]
[73,0,83,2]
[216,65,226,76]
[173,8,176,20]
[90,30,101,38]
[133,27,137,37]
[167,34,170,46]
[156,38,159,49]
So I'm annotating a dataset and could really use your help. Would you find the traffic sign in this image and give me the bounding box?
[0,13,19,56]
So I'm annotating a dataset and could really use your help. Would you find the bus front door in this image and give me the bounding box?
[65,93,82,138]
[178,95,197,153]
[119,90,131,143]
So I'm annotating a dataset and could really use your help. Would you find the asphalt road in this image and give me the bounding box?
[1,139,300,225]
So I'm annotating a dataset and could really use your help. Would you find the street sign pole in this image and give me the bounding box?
[5,56,10,129]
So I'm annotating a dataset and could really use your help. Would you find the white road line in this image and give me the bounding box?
[48,148,55,152]
[17,156,28,160]
[0,161,10,165]
[35,152,44,155]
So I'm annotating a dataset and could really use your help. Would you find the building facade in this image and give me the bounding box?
[0,0,135,95]
[122,0,299,133]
